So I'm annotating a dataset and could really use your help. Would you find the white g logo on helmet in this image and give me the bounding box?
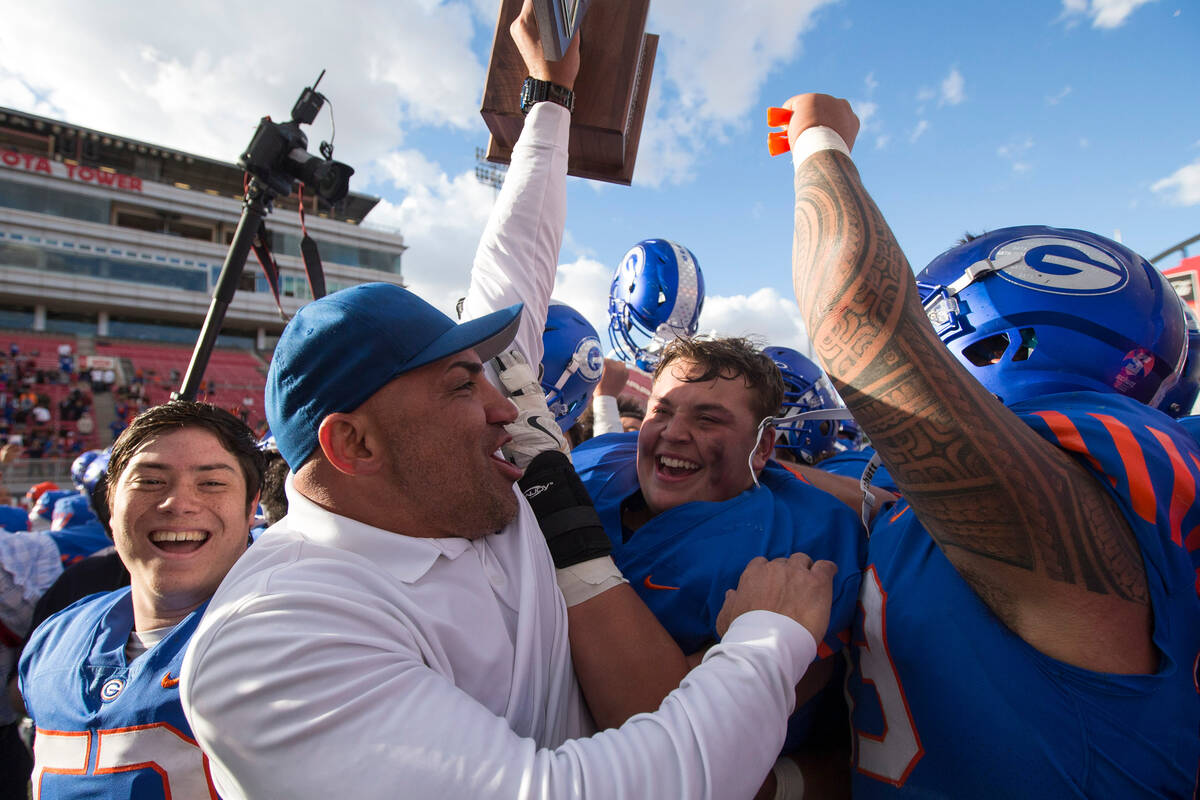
[992,236,1129,295]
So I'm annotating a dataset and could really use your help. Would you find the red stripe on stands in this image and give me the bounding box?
[1146,427,1193,547]
[1089,413,1156,524]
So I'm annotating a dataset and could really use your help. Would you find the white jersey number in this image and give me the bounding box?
[33,723,216,799]
[850,566,924,786]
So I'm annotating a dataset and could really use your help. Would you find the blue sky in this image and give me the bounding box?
[2,0,1197,355]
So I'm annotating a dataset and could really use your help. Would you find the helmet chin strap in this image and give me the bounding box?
[749,416,776,489]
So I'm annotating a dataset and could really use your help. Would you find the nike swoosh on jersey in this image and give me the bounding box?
[643,575,680,591]
[161,672,180,689]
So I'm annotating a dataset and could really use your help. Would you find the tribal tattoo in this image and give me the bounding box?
[790,150,1148,608]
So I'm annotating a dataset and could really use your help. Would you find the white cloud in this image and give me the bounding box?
[698,288,813,357]
[997,136,1035,174]
[1151,158,1200,206]
[362,152,497,317]
[940,67,966,106]
[910,120,929,143]
[633,0,836,187]
[1046,85,1073,105]
[550,264,814,360]
[0,1,485,173]
[1060,0,1156,28]
[550,257,615,341]
[875,134,891,150]
[864,72,879,93]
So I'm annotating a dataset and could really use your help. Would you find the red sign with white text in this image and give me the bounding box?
[1,149,143,192]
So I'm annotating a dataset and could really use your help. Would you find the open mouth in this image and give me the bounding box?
[149,530,209,554]
[657,455,701,479]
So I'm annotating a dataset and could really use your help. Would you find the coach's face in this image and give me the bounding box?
[109,427,256,629]
[637,358,771,517]
[361,349,522,539]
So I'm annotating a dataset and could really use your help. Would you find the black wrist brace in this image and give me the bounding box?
[518,450,611,568]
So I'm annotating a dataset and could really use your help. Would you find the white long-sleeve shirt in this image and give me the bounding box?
[181,482,815,799]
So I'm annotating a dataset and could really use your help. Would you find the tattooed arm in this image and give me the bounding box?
[783,93,1154,674]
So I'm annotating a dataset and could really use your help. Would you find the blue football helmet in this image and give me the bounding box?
[835,418,866,452]
[541,302,604,430]
[1157,307,1200,418]
[609,239,705,370]
[70,449,104,492]
[763,346,841,464]
[916,226,1186,408]
[81,450,110,500]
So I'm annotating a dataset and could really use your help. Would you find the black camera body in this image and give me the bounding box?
[239,74,353,204]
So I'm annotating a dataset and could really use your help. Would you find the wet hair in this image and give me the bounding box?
[96,401,265,528]
[653,337,785,423]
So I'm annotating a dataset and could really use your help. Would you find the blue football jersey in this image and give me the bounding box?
[573,432,866,657]
[815,447,898,494]
[45,521,112,568]
[1176,413,1200,446]
[19,588,216,800]
[847,393,1200,797]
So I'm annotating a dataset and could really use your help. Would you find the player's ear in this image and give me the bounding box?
[317,412,384,476]
[751,423,775,473]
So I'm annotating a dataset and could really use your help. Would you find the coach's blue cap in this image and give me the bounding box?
[266,283,522,470]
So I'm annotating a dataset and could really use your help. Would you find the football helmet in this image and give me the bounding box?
[540,302,603,430]
[763,346,841,464]
[609,239,705,371]
[1156,306,1200,418]
[70,449,104,492]
[81,450,110,499]
[916,226,1186,408]
[835,418,866,452]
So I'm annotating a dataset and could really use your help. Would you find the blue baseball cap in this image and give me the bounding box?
[266,283,522,470]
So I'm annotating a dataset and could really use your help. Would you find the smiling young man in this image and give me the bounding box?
[571,337,865,776]
[18,401,263,799]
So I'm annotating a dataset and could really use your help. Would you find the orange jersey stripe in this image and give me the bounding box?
[1088,413,1156,524]
[1029,410,1111,483]
[1145,427,1194,548]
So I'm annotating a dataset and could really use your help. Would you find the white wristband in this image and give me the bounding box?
[771,755,806,800]
[591,394,622,436]
[791,125,851,170]
[556,556,628,607]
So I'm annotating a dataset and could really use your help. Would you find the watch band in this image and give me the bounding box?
[520,77,575,116]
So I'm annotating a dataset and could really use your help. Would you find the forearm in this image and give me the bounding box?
[566,582,689,730]
[462,102,570,365]
[790,149,1148,610]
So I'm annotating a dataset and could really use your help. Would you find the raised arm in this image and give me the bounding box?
[783,93,1154,674]
[459,0,579,365]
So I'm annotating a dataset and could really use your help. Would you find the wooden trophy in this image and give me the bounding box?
[480,0,658,186]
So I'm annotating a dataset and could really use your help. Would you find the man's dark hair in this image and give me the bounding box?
[616,396,646,422]
[95,401,265,527]
[259,449,290,525]
[653,337,784,423]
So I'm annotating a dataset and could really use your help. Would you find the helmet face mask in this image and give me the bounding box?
[763,346,841,464]
[1156,308,1200,418]
[541,302,604,431]
[609,239,705,371]
[916,226,1186,409]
